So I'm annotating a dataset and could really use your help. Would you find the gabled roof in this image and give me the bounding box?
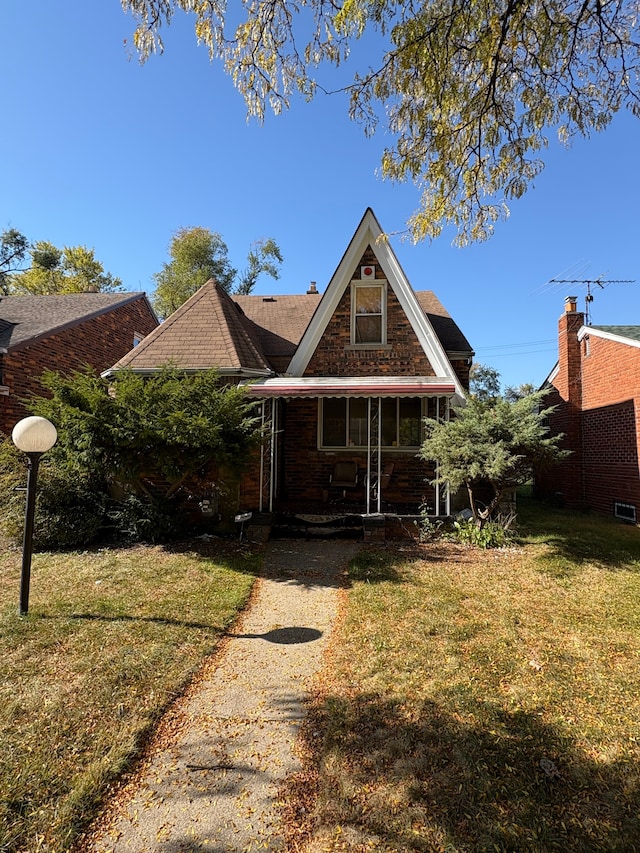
[108,279,272,376]
[0,292,153,353]
[578,325,640,349]
[233,288,473,369]
[285,208,468,399]
[233,292,322,372]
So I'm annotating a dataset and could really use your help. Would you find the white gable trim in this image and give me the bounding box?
[287,209,466,401]
[577,325,640,350]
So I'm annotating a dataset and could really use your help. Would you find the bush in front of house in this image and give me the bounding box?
[105,493,189,544]
[0,366,263,551]
[0,434,106,550]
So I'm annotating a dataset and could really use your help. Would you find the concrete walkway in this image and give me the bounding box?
[85,539,359,853]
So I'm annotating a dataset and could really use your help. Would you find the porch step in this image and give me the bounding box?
[269,512,363,540]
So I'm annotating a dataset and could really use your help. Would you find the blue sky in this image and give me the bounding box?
[2,0,639,391]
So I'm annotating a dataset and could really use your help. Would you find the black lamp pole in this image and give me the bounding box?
[19,452,43,616]
[12,416,57,617]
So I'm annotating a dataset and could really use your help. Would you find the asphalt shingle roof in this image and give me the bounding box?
[590,325,640,343]
[110,283,473,375]
[414,291,474,355]
[235,289,473,366]
[112,279,270,373]
[0,292,151,352]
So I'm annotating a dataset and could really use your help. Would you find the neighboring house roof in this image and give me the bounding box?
[109,279,272,376]
[0,292,153,353]
[578,325,640,348]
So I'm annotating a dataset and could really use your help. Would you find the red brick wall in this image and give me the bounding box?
[536,320,640,516]
[580,333,640,514]
[0,297,157,434]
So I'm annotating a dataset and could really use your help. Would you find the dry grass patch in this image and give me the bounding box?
[284,500,640,852]
[0,539,259,853]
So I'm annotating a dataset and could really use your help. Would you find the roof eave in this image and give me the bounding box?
[102,365,274,380]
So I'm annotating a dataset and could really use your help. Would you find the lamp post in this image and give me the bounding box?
[11,416,57,616]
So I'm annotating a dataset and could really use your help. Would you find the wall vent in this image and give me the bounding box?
[614,501,637,523]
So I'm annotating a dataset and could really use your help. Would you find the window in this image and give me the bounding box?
[320,397,423,448]
[351,283,386,345]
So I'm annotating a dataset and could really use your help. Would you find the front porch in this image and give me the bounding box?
[242,392,454,519]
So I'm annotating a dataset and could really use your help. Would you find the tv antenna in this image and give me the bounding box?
[547,275,635,324]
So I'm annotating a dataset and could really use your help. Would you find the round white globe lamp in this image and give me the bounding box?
[11,416,58,615]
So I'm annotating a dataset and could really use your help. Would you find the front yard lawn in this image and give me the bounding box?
[0,539,259,853]
[284,498,640,852]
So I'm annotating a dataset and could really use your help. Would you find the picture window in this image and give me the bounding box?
[320,397,425,449]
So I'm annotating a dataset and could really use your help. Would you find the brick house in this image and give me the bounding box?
[535,295,640,521]
[109,209,474,516]
[0,292,158,435]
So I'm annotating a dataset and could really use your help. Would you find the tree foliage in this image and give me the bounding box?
[420,391,567,525]
[6,240,123,294]
[152,227,283,318]
[469,362,502,402]
[0,228,29,293]
[122,0,640,244]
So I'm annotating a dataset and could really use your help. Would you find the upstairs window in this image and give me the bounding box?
[351,283,386,345]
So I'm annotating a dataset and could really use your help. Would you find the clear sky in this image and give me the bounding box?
[2,0,639,391]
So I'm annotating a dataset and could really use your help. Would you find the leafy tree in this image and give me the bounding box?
[0,228,29,293]
[7,241,123,294]
[420,391,567,526]
[505,382,537,402]
[122,0,640,244]
[237,238,284,296]
[152,227,283,318]
[469,363,501,402]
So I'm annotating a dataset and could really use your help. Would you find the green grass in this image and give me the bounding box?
[284,498,640,852]
[0,539,259,853]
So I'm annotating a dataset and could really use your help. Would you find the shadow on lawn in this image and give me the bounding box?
[295,692,640,852]
[517,497,640,574]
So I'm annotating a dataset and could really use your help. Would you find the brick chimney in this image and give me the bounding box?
[307,281,319,295]
[556,295,585,507]
[556,295,584,405]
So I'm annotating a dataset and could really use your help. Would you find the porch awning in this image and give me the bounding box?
[244,376,457,398]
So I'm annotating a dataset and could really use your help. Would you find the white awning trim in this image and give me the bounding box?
[244,376,457,398]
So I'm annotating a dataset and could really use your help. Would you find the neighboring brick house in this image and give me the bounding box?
[109,209,474,516]
[536,295,640,521]
[0,292,158,435]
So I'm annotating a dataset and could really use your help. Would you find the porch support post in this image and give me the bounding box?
[444,397,451,515]
[259,400,266,513]
[269,398,278,513]
[435,396,452,516]
[435,396,440,517]
[366,398,371,516]
[376,397,382,514]
[366,397,382,515]
[259,398,276,513]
